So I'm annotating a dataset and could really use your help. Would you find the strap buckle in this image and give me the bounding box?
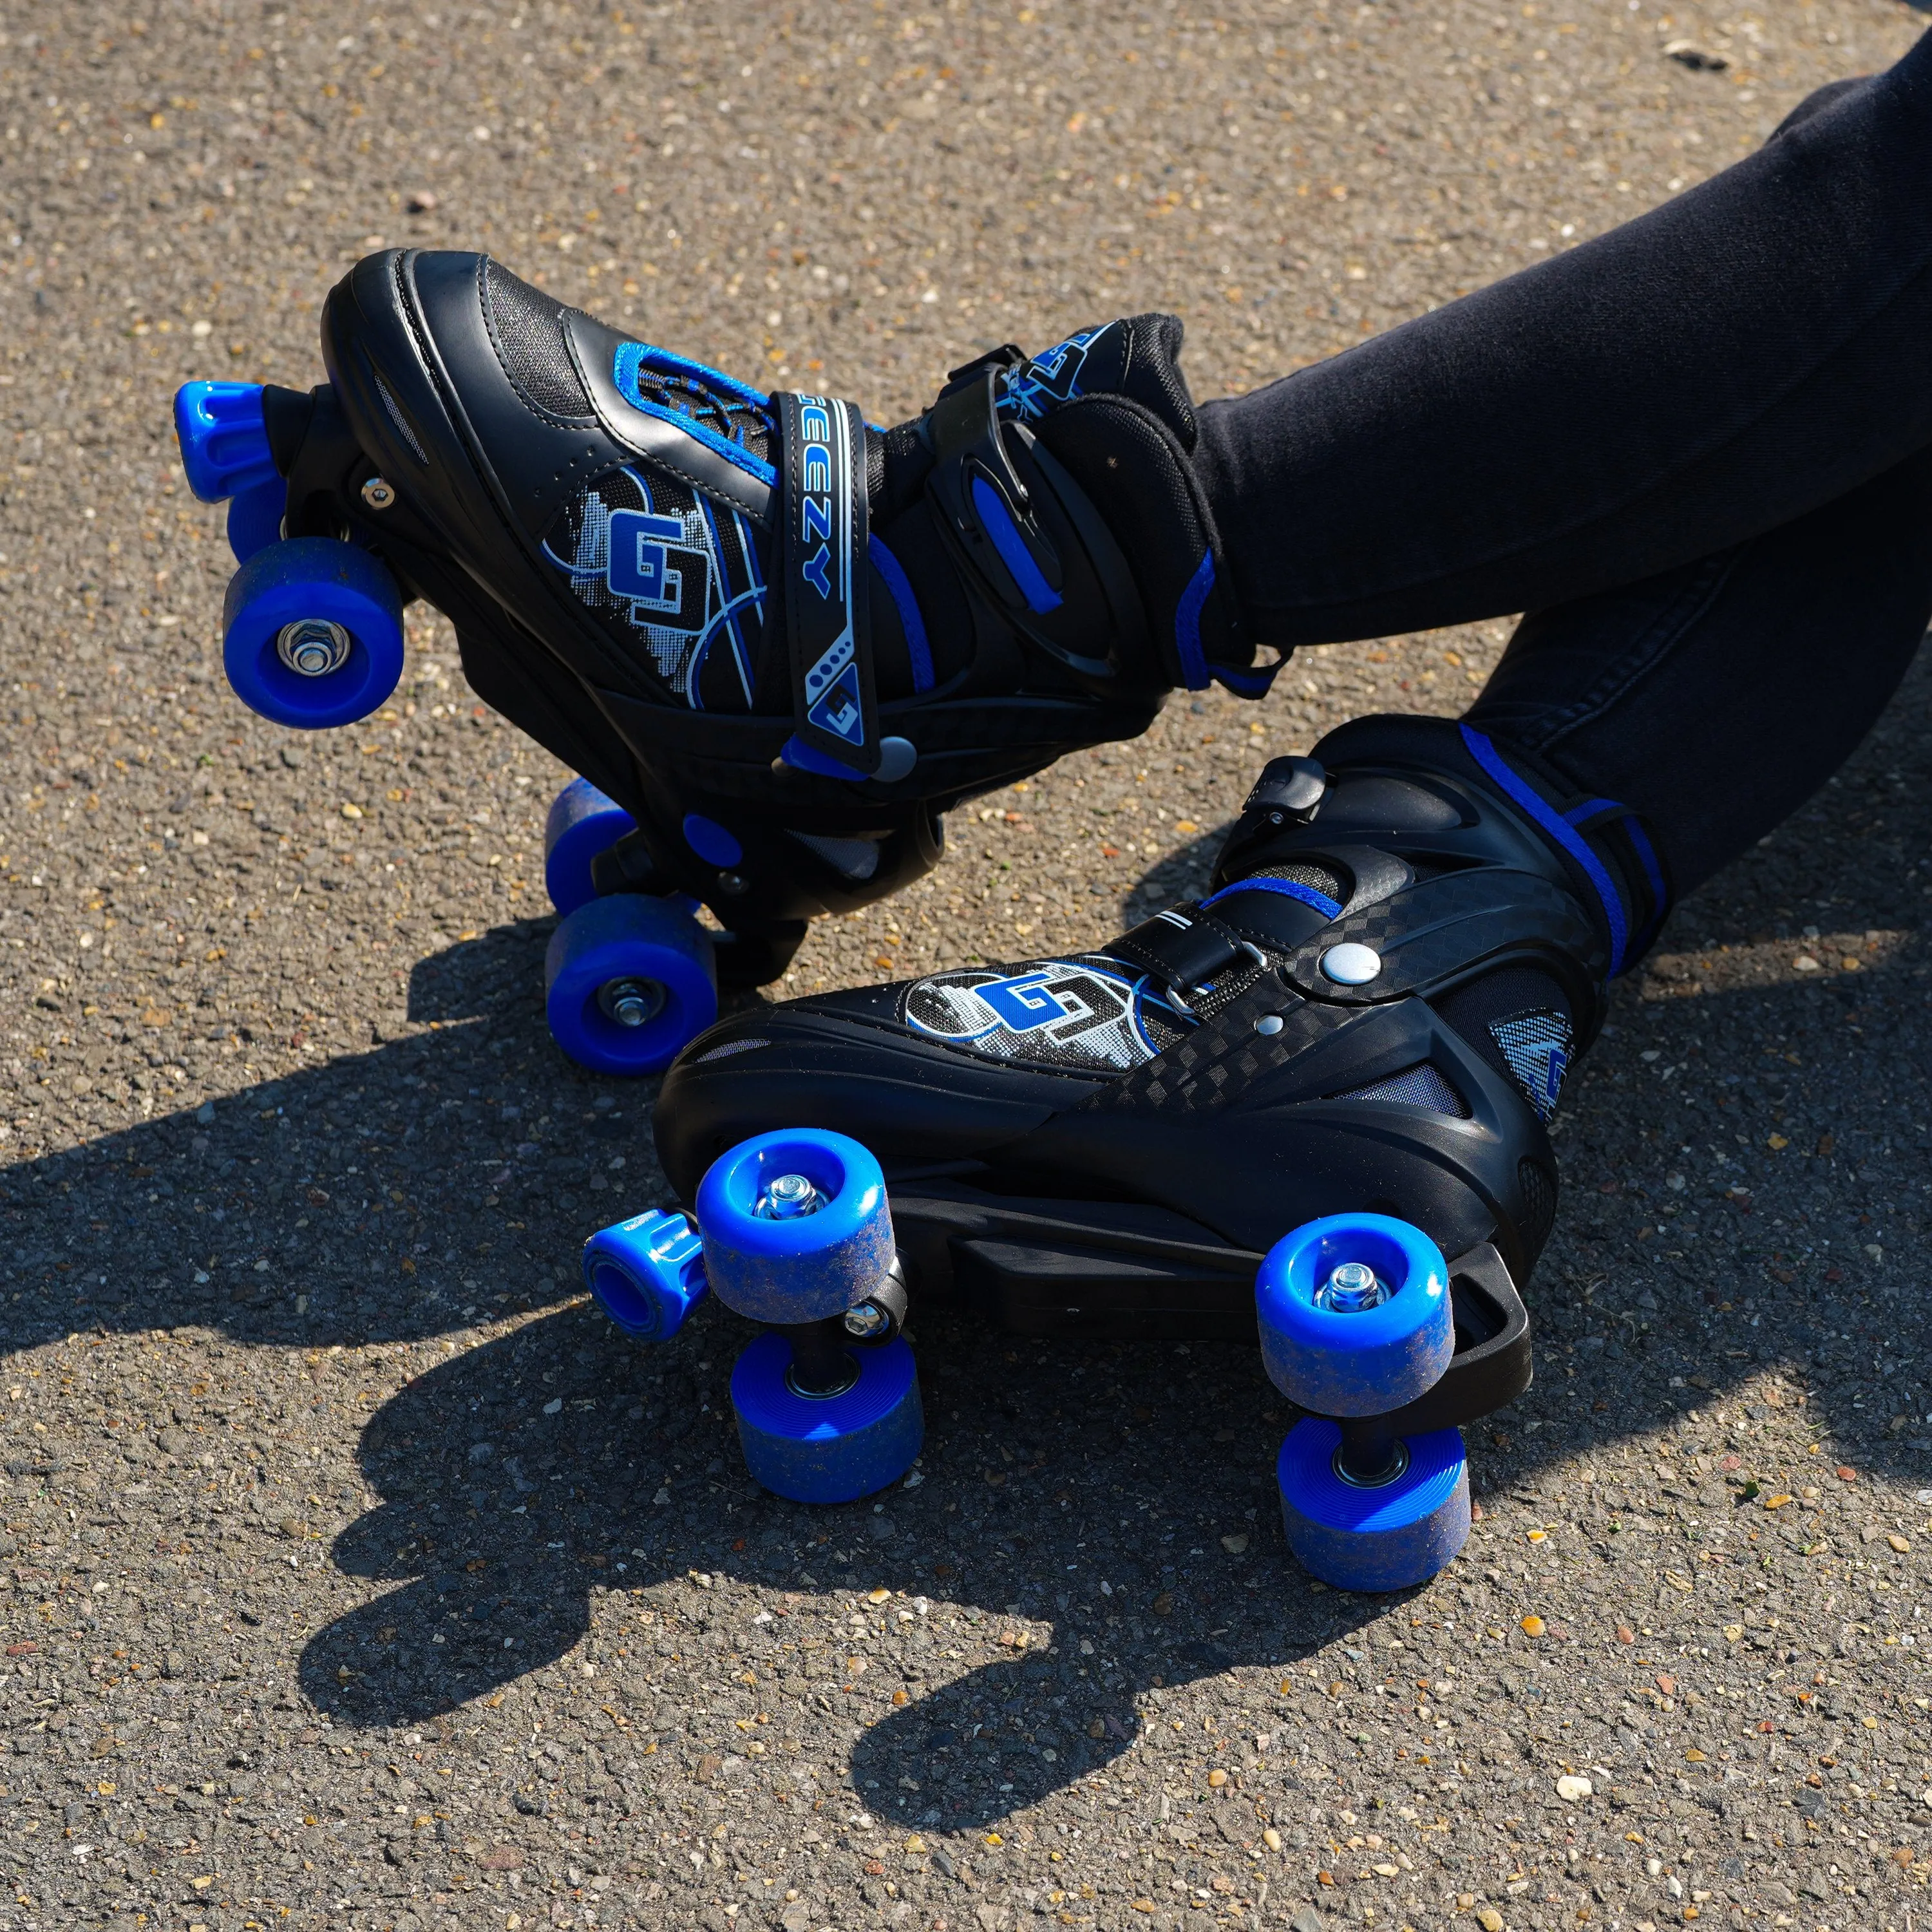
[923,366,1066,618]
[1108,907,1270,1020]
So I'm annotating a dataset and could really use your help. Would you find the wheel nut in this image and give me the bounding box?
[275,619,351,678]
[596,977,664,1029]
[842,1301,890,1339]
[756,1172,823,1221]
[1316,1261,1388,1313]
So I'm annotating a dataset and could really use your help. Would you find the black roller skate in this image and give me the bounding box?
[173,256,1253,1073]
[629,714,1667,1589]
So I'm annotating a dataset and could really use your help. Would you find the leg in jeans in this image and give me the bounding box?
[1191,60,1932,645]
[1464,444,1932,912]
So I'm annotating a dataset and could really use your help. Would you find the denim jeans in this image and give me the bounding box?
[1194,59,1932,902]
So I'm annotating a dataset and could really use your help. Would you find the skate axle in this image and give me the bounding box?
[1333,1418,1409,1488]
[757,1172,824,1221]
[779,1318,863,1399]
[276,618,352,678]
[1316,1260,1388,1313]
[596,976,667,1030]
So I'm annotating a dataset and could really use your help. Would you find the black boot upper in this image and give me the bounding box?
[265,251,1253,959]
[656,717,1664,1285]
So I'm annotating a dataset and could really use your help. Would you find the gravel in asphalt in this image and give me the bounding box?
[4,3,1931,1931]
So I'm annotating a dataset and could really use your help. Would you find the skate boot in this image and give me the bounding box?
[641,714,1668,1587]
[173,255,1254,1073]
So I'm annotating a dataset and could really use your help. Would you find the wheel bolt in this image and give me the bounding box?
[1317,1260,1388,1313]
[596,977,664,1029]
[275,619,352,678]
[842,1301,889,1339]
[757,1172,823,1221]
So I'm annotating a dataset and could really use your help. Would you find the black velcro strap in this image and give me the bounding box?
[776,392,877,777]
[1106,906,1267,1018]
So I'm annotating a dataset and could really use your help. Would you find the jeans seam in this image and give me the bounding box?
[1522,549,1741,754]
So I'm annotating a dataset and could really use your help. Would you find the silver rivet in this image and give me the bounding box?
[361,476,397,510]
[1255,1014,1285,1037]
[1320,942,1383,986]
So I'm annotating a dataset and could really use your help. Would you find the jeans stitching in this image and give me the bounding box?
[1522,549,1741,753]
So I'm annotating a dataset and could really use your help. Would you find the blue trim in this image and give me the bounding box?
[612,343,779,488]
[1212,661,1275,698]
[698,495,757,705]
[1200,876,1343,921]
[1564,797,1622,828]
[971,476,1063,613]
[1461,724,1627,976]
[1623,815,1670,956]
[781,734,868,780]
[1174,549,1215,692]
[867,534,933,692]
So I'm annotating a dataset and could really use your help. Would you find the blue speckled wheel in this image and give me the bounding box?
[544,777,639,918]
[221,537,405,730]
[1255,1213,1452,1417]
[694,1128,893,1325]
[583,1208,708,1342]
[1277,1417,1470,1591]
[543,894,717,1077]
[731,1331,923,1503]
[225,479,287,564]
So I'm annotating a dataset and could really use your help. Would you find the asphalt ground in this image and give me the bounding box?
[4,3,1932,1931]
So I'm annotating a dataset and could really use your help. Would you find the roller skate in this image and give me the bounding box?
[583,1128,921,1502]
[638,714,1669,1587]
[173,255,1256,1074]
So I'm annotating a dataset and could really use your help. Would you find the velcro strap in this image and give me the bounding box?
[924,366,1065,618]
[776,392,877,777]
[1106,906,1267,1018]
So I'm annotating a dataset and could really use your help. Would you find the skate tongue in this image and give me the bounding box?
[996,312,1198,450]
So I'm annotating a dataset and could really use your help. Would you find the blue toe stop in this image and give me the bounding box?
[175,381,276,503]
[583,1208,710,1342]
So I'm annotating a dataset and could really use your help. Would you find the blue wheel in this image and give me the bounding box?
[544,894,717,1077]
[221,538,405,730]
[694,1128,893,1324]
[544,777,639,918]
[1277,1417,1470,1591]
[583,1208,708,1342]
[731,1331,923,1503]
[1255,1213,1452,1417]
[225,478,287,564]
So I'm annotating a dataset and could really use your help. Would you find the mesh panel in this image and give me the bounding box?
[1331,1061,1470,1117]
[623,361,775,467]
[1517,1157,1558,1256]
[692,1037,770,1064]
[1251,859,1347,903]
[484,260,592,419]
[369,365,428,464]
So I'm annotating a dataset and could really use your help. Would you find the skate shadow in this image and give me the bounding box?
[0,926,663,1358]
[296,1289,1381,1815]
[404,914,554,1023]
[14,656,1932,1827]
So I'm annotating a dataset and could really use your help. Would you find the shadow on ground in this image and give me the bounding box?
[7,656,1932,1823]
